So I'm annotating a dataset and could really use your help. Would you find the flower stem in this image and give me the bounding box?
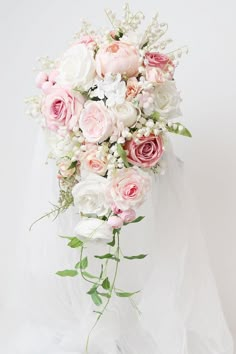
[85,231,120,353]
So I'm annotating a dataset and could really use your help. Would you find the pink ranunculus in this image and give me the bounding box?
[95,41,140,78]
[126,77,141,101]
[124,134,164,168]
[42,87,84,132]
[80,101,114,143]
[80,144,107,176]
[108,216,124,229]
[106,167,151,211]
[120,209,136,223]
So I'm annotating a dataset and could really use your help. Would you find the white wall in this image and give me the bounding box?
[0,0,235,344]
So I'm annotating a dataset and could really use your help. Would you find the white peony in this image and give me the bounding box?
[57,44,96,89]
[74,218,113,243]
[153,81,182,119]
[111,102,138,128]
[72,174,109,216]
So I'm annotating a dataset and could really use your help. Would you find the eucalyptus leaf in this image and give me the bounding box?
[75,257,88,270]
[102,277,111,290]
[56,270,78,277]
[124,254,148,260]
[166,122,192,138]
[117,143,130,168]
[115,290,140,298]
[91,291,103,306]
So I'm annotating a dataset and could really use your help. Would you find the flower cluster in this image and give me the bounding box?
[27,4,191,351]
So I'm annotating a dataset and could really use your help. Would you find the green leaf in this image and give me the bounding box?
[124,254,148,260]
[107,234,116,247]
[75,257,88,270]
[87,285,98,295]
[93,310,103,315]
[68,237,83,248]
[115,290,140,298]
[126,216,145,225]
[150,112,160,121]
[91,291,103,306]
[82,271,99,280]
[166,122,192,138]
[98,292,111,298]
[117,143,130,168]
[95,254,120,262]
[102,277,111,290]
[56,270,78,277]
[59,236,83,248]
[68,161,77,170]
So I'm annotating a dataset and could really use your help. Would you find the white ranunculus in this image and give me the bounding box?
[72,174,109,216]
[154,81,182,119]
[74,218,113,243]
[57,44,96,89]
[111,102,138,128]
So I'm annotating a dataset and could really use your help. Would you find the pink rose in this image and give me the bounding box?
[77,35,96,47]
[42,88,84,132]
[108,216,124,229]
[145,52,175,81]
[80,101,114,143]
[107,167,151,211]
[96,41,140,78]
[120,209,136,223]
[125,134,164,168]
[126,77,141,101]
[80,144,107,176]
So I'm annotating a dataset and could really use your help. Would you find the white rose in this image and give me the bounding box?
[74,218,113,243]
[111,102,138,128]
[57,44,96,89]
[72,174,109,216]
[153,81,182,119]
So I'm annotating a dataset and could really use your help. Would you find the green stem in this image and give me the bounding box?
[85,231,120,353]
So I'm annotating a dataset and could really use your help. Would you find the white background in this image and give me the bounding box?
[0,0,235,346]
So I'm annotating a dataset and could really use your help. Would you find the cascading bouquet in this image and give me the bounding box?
[26,3,191,351]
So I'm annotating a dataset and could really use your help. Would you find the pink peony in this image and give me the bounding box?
[96,41,140,78]
[120,209,136,223]
[106,167,151,211]
[125,134,164,168]
[80,144,107,176]
[42,87,84,132]
[108,216,124,229]
[80,101,114,143]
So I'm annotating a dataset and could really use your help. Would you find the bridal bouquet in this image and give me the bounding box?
[26,3,190,350]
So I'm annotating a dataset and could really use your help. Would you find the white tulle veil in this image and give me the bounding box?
[2,131,234,354]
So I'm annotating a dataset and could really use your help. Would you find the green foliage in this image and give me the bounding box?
[166,122,192,137]
[56,270,78,277]
[124,254,148,260]
[115,290,140,298]
[95,254,120,262]
[102,277,111,290]
[75,257,88,270]
[117,143,130,168]
[125,216,145,225]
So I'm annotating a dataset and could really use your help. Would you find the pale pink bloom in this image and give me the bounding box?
[80,101,114,143]
[145,67,165,84]
[42,87,84,132]
[57,158,77,178]
[126,77,141,101]
[106,167,151,211]
[36,72,48,88]
[111,204,123,215]
[108,216,124,229]
[125,134,164,168]
[76,35,96,47]
[96,41,140,78]
[48,70,59,84]
[120,209,136,223]
[42,81,53,94]
[80,144,107,176]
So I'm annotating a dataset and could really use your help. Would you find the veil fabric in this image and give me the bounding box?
[1,131,234,354]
